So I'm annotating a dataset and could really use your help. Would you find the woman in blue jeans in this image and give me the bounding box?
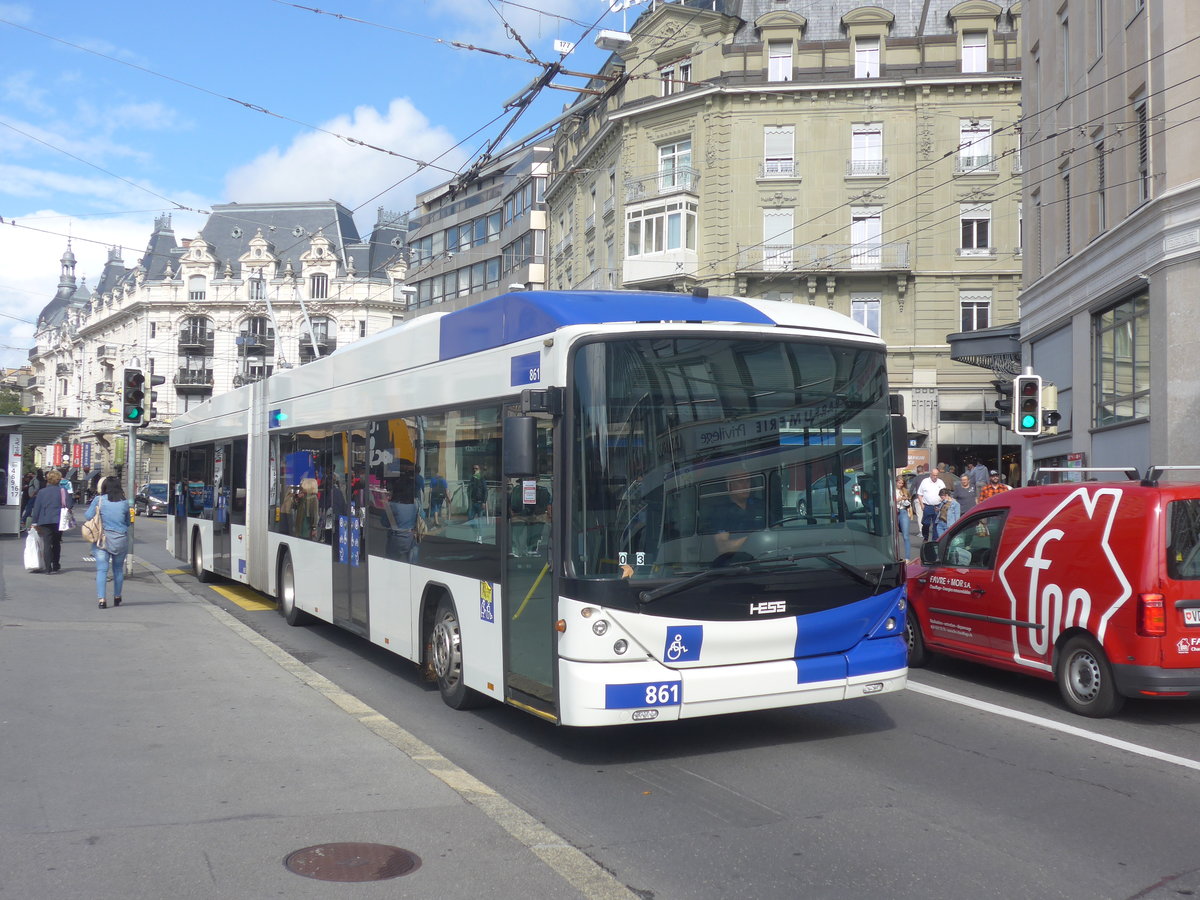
[84,478,131,609]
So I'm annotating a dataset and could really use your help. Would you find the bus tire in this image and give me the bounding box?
[278,551,311,626]
[429,596,486,710]
[1056,634,1125,718]
[905,610,929,667]
[191,531,214,583]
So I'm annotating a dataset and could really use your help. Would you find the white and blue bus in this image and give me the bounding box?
[168,290,909,726]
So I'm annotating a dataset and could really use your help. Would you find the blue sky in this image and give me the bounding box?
[0,0,632,369]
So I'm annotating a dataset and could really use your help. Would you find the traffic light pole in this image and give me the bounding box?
[125,425,136,576]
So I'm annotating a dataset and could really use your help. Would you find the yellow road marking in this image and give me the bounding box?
[162,569,187,575]
[208,583,277,611]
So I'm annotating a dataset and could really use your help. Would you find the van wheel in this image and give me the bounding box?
[906,611,929,667]
[278,552,311,626]
[428,596,486,710]
[191,532,213,583]
[1056,635,1125,718]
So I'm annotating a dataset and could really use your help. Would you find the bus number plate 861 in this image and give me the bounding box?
[605,681,682,709]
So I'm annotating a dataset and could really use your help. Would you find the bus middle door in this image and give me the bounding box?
[331,427,370,636]
[212,443,232,577]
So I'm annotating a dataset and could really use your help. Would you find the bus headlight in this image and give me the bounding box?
[592,619,609,636]
[884,617,897,631]
[613,639,628,655]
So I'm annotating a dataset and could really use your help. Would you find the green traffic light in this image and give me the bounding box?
[1020,414,1037,429]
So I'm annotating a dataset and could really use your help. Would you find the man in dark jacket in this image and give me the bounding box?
[29,469,74,573]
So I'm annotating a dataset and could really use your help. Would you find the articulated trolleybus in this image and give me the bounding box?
[168,290,909,726]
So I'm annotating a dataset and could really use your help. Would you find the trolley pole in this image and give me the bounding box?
[125,425,136,575]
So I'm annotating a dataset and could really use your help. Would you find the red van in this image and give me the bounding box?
[905,467,1200,717]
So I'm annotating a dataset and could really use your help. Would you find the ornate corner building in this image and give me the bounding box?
[27,202,410,483]
[545,0,1025,471]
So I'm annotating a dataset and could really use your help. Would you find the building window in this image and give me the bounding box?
[248,276,266,300]
[849,123,884,176]
[660,59,691,95]
[962,31,987,73]
[958,119,994,172]
[1094,293,1150,426]
[658,139,693,191]
[1094,0,1104,58]
[359,320,367,337]
[960,291,991,331]
[850,207,882,268]
[1060,11,1070,97]
[763,125,795,178]
[1095,139,1107,232]
[392,315,404,328]
[959,204,992,255]
[188,275,206,302]
[762,208,794,269]
[854,36,879,78]
[768,41,792,82]
[150,322,157,339]
[851,293,881,335]
[625,200,698,257]
[1063,170,1072,257]
[1017,202,1023,254]
[1135,96,1151,202]
[310,273,328,299]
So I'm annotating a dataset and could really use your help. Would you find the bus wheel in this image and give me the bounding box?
[278,552,311,626]
[429,596,485,710]
[191,531,213,583]
[905,611,929,667]
[1056,635,1125,718]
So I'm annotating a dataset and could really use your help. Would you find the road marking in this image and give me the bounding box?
[162,568,186,575]
[144,560,637,900]
[908,681,1200,772]
[208,583,276,611]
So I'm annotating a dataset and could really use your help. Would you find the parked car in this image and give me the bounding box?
[788,471,865,520]
[135,482,169,517]
[905,468,1200,717]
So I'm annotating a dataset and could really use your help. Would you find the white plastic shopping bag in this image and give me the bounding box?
[24,529,42,572]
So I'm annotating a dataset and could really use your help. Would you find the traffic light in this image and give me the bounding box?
[121,368,145,424]
[143,373,167,425]
[1041,383,1062,436]
[1013,374,1043,436]
[992,378,1014,425]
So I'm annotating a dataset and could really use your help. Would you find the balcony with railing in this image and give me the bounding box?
[602,195,615,217]
[737,242,910,273]
[177,328,215,350]
[56,363,72,377]
[96,344,117,360]
[760,159,797,179]
[624,166,700,203]
[845,159,888,177]
[298,335,337,362]
[954,154,998,174]
[237,330,275,355]
[174,368,214,393]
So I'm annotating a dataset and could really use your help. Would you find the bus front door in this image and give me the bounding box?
[211,443,231,577]
[504,416,555,715]
[331,427,369,636]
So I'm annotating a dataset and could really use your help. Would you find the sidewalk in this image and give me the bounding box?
[0,530,632,899]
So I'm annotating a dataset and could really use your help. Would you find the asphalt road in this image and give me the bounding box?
[135,517,1200,900]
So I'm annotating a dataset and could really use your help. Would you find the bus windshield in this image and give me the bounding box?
[570,335,895,587]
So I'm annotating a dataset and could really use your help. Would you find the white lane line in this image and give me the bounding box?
[908,681,1200,772]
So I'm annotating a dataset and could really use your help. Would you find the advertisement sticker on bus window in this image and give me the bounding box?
[510,351,541,386]
[664,625,703,662]
[479,581,495,623]
[605,681,682,709]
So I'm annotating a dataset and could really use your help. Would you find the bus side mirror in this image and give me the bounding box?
[503,416,537,476]
[891,415,908,469]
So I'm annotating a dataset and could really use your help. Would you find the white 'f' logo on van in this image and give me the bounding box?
[997,488,1131,672]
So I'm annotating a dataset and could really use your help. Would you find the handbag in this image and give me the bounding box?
[58,488,76,531]
[82,498,105,546]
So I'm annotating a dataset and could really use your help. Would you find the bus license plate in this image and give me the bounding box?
[1185,608,1200,626]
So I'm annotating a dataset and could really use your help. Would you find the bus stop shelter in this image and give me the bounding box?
[0,415,82,536]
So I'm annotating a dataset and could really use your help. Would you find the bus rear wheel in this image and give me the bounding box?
[278,552,311,626]
[191,531,213,583]
[429,596,485,710]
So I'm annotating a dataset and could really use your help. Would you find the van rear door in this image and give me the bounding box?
[1164,496,1200,660]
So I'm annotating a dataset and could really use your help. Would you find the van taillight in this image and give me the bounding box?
[1137,594,1166,636]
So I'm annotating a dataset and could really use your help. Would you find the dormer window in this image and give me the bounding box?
[310,273,328,299]
[855,36,880,78]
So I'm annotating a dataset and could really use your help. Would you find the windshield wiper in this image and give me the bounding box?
[740,551,877,587]
[638,566,750,605]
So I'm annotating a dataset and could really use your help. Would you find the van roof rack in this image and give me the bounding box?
[1143,465,1200,486]
[1032,466,1140,484]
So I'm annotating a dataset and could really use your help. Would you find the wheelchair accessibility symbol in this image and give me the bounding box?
[663,625,703,662]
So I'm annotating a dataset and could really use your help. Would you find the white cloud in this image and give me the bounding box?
[224,98,469,218]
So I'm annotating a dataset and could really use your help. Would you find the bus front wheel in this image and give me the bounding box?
[429,596,486,710]
[278,552,311,626]
[191,532,213,583]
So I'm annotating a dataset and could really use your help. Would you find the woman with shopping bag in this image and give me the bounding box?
[83,477,131,609]
[28,470,74,574]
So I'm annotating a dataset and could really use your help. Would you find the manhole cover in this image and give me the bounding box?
[283,842,420,882]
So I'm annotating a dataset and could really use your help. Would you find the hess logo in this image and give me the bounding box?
[750,600,787,615]
[997,488,1131,670]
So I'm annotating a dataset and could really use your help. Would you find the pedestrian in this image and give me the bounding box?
[953,473,977,513]
[894,474,914,560]
[968,459,990,491]
[28,469,74,574]
[915,467,948,541]
[84,477,132,609]
[979,469,1012,502]
[468,464,488,520]
[931,487,960,540]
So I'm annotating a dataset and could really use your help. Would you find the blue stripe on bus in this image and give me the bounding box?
[793,584,907,684]
[439,290,777,361]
